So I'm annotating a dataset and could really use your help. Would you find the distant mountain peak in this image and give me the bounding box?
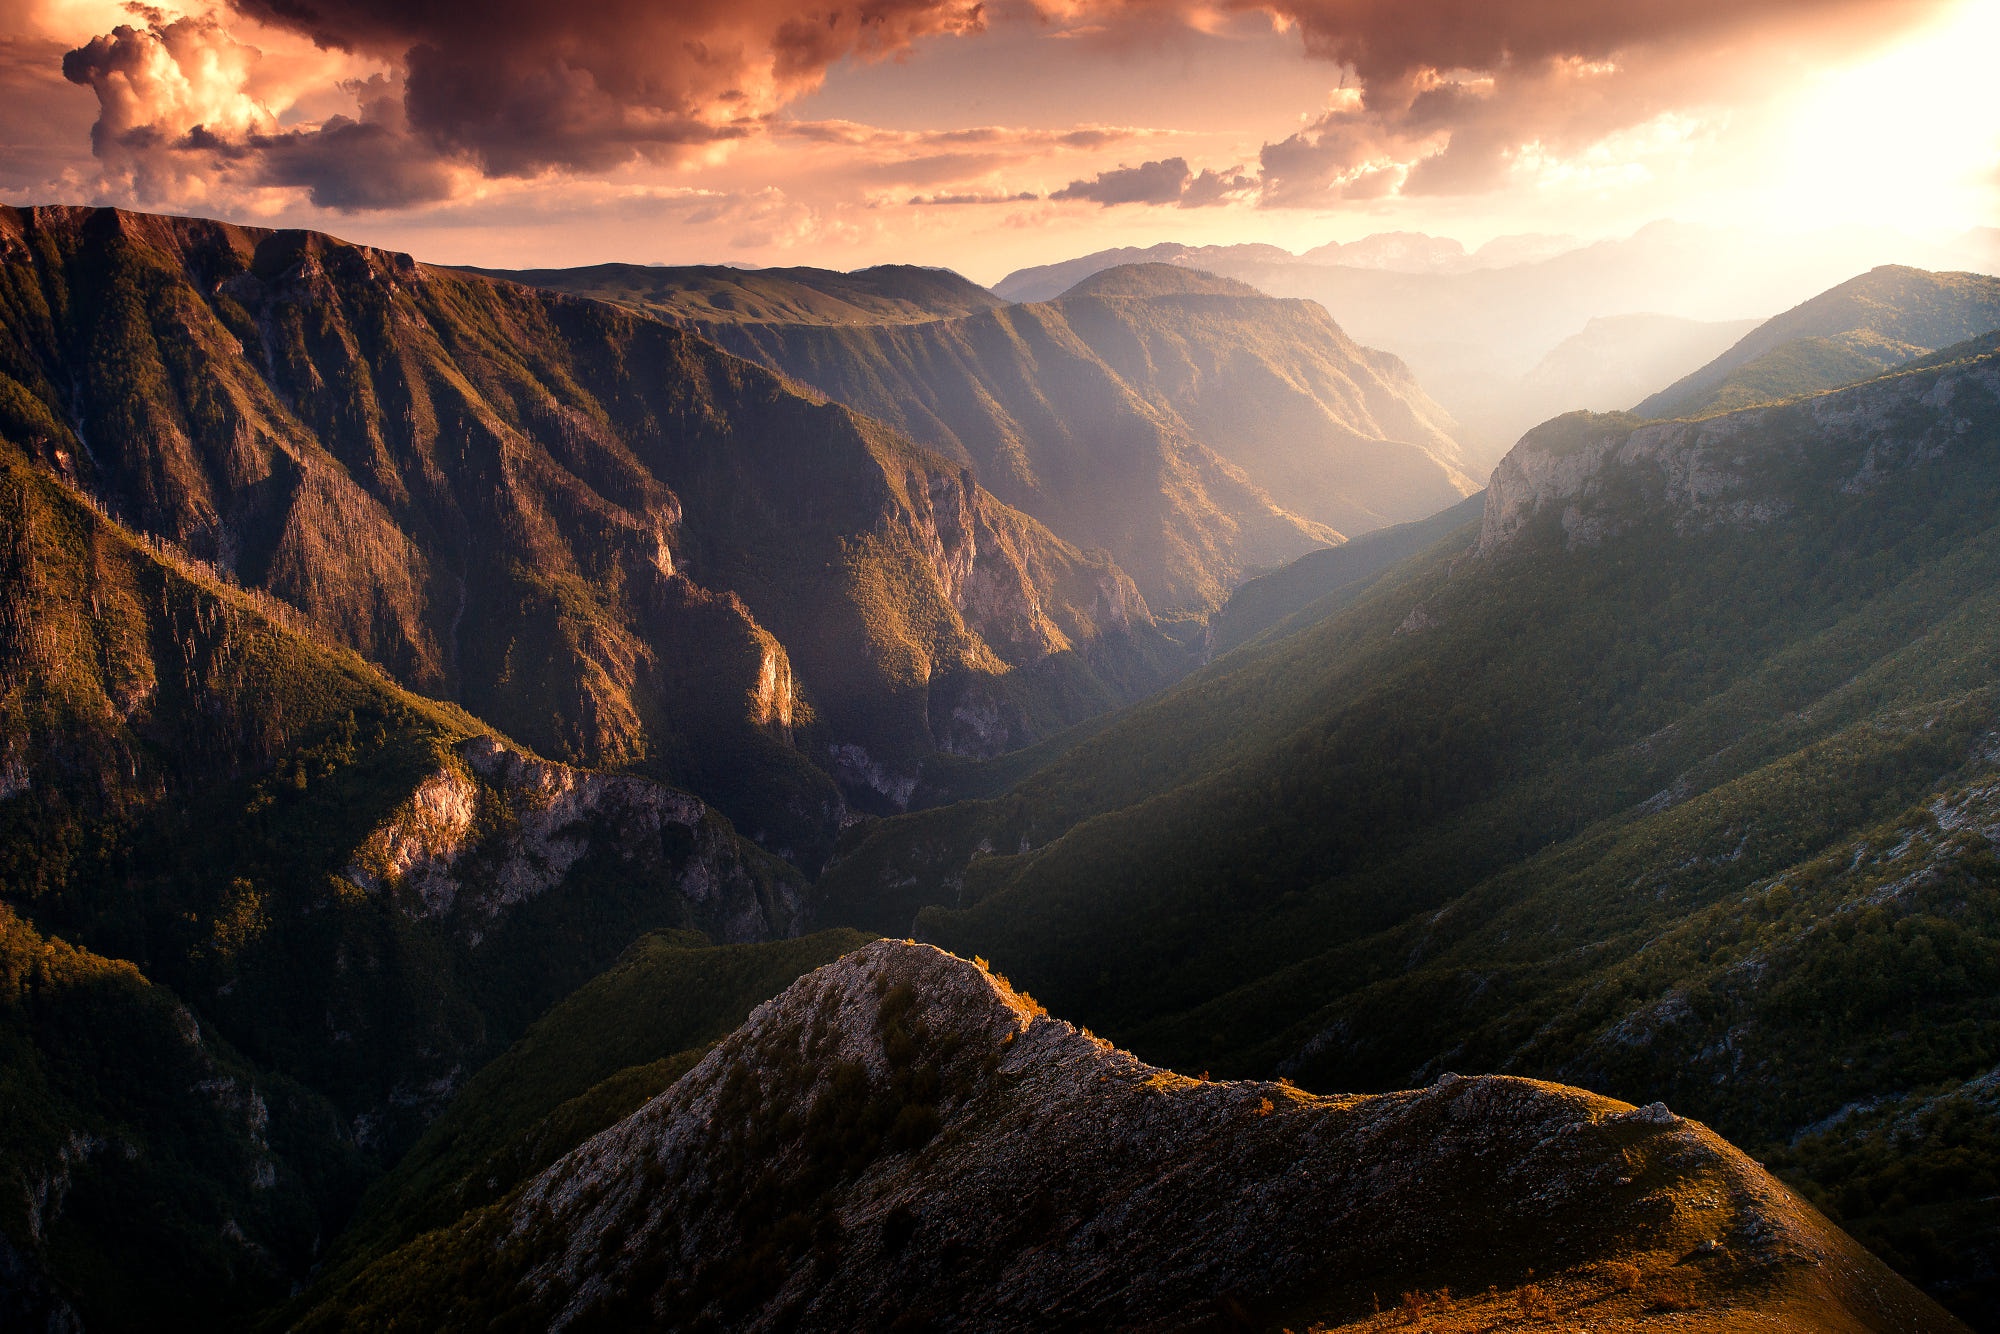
[1052,261,1263,300]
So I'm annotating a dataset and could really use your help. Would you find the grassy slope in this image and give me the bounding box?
[1637,265,2000,419]
[812,347,2000,1324]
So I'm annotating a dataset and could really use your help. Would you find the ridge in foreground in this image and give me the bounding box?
[301,941,1960,1332]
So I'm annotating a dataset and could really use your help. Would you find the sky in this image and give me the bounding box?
[1,0,1995,283]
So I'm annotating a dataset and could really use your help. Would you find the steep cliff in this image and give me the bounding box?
[0,205,1181,851]
[1482,349,2000,556]
[297,941,1959,1332]
[0,436,817,1325]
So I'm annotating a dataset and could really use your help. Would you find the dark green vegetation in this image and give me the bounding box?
[818,339,2000,1326]
[497,259,1475,611]
[1768,1066,2000,1320]
[1637,265,2000,419]
[0,395,829,1325]
[294,928,874,1314]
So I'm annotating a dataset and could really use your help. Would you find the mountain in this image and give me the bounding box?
[500,258,1476,611]
[467,262,1005,326]
[1635,266,2000,419]
[0,424,830,1325]
[814,340,2000,1323]
[990,241,1297,303]
[994,230,1585,302]
[0,205,1187,850]
[1205,491,1485,658]
[1001,223,2000,459]
[294,940,1957,1332]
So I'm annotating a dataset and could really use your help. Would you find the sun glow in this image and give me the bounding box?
[1761,0,2000,236]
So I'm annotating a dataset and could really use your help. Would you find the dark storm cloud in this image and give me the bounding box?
[56,0,986,208]
[227,0,988,175]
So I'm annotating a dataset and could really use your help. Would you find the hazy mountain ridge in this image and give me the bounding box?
[1635,266,2000,420]
[524,259,1475,611]
[1524,314,1762,410]
[998,224,2000,458]
[296,940,1956,1332]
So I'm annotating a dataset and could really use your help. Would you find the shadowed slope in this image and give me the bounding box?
[810,342,2000,1324]
[0,428,820,1327]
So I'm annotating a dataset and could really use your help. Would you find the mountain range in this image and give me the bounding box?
[484,260,1475,613]
[1636,266,2000,419]
[996,222,2000,457]
[2,203,1997,1330]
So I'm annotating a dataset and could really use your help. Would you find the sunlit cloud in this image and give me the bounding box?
[0,0,1988,274]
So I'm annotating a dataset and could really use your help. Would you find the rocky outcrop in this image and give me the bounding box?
[1479,353,2000,557]
[346,736,804,945]
[315,941,1959,1332]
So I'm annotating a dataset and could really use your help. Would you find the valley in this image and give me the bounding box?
[1,204,1996,1332]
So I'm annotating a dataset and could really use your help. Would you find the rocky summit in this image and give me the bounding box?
[301,940,1957,1332]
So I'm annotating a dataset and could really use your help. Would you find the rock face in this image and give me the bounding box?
[0,204,1181,853]
[311,941,1959,1332]
[347,735,803,945]
[1479,351,2000,557]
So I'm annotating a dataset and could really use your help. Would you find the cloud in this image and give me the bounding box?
[1180,165,1256,207]
[907,190,1041,205]
[227,0,987,175]
[1233,0,1954,207]
[59,14,454,207]
[1052,156,1189,205]
[56,0,992,208]
[1051,155,1252,207]
[41,0,1962,216]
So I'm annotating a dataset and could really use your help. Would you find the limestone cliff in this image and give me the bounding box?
[1480,352,2000,557]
